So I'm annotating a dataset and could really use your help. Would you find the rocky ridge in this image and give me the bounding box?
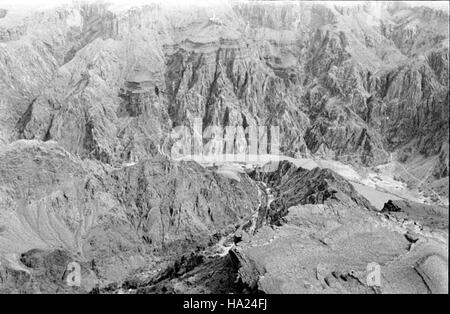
[0,1,448,294]
[0,140,259,292]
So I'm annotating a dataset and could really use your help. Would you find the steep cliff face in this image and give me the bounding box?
[1,2,447,170]
[250,160,375,223]
[0,0,448,293]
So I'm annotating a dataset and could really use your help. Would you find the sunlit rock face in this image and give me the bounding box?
[1,1,447,168]
[0,1,448,294]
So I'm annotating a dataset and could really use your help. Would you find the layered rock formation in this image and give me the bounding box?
[232,202,448,294]
[0,1,447,169]
[232,161,448,294]
[0,0,448,294]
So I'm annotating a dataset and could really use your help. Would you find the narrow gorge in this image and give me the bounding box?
[0,0,448,294]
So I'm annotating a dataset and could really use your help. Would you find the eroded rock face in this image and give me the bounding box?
[0,249,97,294]
[0,140,259,292]
[0,1,447,173]
[382,199,448,231]
[250,160,375,223]
[232,202,448,294]
[0,1,448,294]
[232,158,448,294]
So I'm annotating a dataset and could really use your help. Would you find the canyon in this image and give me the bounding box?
[0,0,448,294]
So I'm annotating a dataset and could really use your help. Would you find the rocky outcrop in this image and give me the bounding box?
[251,160,375,223]
[382,5,449,56]
[0,22,26,42]
[232,201,448,294]
[431,142,449,180]
[382,199,448,231]
[0,249,97,294]
[232,159,448,294]
[2,1,447,172]
[0,1,448,294]
[63,3,119,64]
[0,140,259,291]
